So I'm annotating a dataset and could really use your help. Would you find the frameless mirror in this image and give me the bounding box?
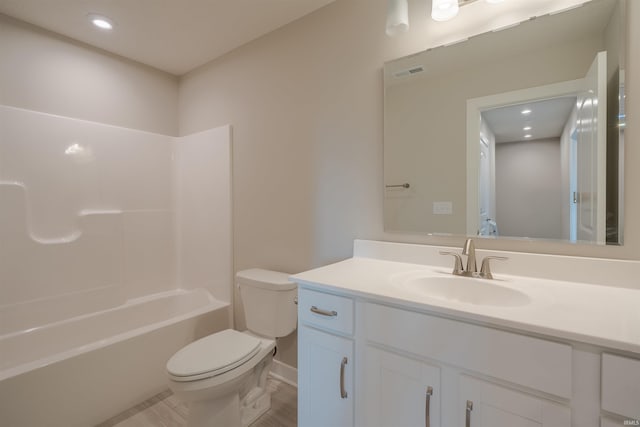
[384,0,626,245]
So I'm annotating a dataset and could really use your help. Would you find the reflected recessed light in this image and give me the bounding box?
[524,134,532,138]
[523,126,532,131]
[88,14,113,30]
[521,109,532,115]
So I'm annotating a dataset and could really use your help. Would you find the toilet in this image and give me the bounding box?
[166,269,297,427]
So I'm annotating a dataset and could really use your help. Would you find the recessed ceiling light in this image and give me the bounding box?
[88,14,113,30]
[524,134,532,138]
[521,109,532,115]
[523,126,532,131]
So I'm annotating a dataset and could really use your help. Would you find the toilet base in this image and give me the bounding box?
[188,393,240,427]
[185,384,271,427]
[241,386,271,426]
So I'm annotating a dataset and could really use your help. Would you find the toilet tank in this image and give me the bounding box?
[237,269,297,338]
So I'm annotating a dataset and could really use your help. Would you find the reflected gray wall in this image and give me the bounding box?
[496,139,562,239]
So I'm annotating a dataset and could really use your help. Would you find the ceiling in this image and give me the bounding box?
[482,97,577,144]
[0,0,336,76]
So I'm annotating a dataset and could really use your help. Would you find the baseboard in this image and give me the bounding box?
[270,359,297,387]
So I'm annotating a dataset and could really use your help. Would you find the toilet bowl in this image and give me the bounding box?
[166,269,297,427]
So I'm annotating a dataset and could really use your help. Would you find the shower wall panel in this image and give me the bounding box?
[0,105,175,324]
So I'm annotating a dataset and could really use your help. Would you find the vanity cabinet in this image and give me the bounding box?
[364,303,573,398]
[297,284,637,427]
[292,240,640,427]
[363,302,571,427]
[601,353,640,421]
[298,288,354,427]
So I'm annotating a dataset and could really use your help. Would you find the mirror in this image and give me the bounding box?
[384,0,626,245]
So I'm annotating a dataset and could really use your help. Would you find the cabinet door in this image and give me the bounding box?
[299,325,354,427]
[602,353,640,419]
[459,375,570,427]
[362,346,441,427]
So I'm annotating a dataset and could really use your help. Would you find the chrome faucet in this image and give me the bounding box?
[462,238,477,274]
[440,238,507,279]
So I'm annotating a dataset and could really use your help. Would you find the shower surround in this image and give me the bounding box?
[0,105,233,426]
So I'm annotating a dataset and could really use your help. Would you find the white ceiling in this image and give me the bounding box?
[0,0,336,76]
[482,97,577,144]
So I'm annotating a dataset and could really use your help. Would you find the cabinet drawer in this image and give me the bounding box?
[299,288,354,335]
[602,353,640,419]
[365,303,572,398]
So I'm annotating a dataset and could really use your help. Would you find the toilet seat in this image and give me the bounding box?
[167,329,262,382]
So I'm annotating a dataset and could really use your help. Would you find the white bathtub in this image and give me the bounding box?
[0,288,230,427]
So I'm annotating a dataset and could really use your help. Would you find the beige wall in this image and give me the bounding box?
[179,0,640,367]
[0,14,179,135]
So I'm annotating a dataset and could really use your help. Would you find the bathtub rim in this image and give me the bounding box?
[0,288,229,382]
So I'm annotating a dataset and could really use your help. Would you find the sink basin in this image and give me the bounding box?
[395,275,531,307]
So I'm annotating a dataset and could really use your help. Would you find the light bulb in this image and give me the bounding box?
[432,0,459,22]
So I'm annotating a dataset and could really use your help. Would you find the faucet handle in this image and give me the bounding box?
[479,256,508,279]
[439,251,464,275]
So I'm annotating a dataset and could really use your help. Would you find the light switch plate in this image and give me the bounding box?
[433,201,453,215]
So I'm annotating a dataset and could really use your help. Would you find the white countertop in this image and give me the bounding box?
[291,256,640,354]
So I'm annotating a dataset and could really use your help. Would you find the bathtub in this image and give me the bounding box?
[0,288,230,427]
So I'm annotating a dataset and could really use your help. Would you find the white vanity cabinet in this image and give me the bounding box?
[297,284,573,427]
[298,288,355,427]
[296,285,639,426]
[293,241,640,427]
[362,302,571,427]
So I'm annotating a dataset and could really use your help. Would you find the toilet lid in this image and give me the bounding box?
[167,329,262,380]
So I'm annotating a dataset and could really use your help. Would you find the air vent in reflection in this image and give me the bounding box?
[393,66,425,78]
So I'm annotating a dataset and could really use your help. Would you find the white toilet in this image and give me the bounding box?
[166,269,297,427]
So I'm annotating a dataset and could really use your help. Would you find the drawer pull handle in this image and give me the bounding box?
[310,306,338,317]
[340,357,348,399]
[425,386,433,427]
[465,400,473,427]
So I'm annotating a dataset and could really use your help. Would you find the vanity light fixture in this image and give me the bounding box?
[386,0,409,36]
[431,0,507,23]
[88,14,114,30]
[385,0,508,34]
